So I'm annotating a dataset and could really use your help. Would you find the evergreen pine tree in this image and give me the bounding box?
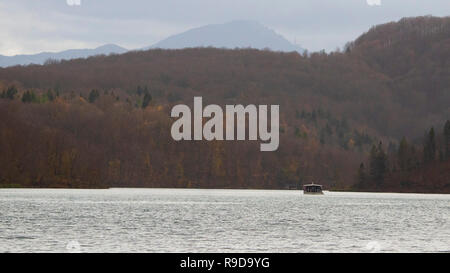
[398,137,409,171]
[5,86,18,100]
[142,92,152,109]
[47,89,55,101]
[88,89,100,103]
[22,90,37,103]
[376,141,388,183]
[423,127,436,163]
[357,162,366,188]
[369,142,387,185]
[369,144,378,179]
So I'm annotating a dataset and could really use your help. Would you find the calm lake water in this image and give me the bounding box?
[0,188,449,253]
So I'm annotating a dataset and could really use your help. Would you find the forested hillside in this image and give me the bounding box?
[0,16,449,192]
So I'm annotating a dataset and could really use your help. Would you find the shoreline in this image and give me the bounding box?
[1,186,449,195]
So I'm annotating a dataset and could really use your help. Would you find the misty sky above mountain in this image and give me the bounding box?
[0,0,449,55]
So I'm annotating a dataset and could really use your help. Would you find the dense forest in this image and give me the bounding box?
[355,121,450,193]
[0,16,449,192]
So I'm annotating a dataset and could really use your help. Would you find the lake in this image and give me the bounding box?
[0,188,449,253]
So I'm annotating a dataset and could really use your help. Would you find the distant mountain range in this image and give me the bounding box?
[0,44,127,68]
[0,21,303,67]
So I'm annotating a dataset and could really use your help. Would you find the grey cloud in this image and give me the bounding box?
[1,0,449,54]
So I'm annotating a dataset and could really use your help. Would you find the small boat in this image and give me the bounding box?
[303,182,323,195]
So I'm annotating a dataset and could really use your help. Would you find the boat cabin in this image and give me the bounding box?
[303,183,323,194]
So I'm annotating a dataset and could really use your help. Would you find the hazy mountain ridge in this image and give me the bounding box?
[150,20,304,52]
[0,21,304,67]
[347,16,450,77]
[346,16,450,116]
[0,44,128,68]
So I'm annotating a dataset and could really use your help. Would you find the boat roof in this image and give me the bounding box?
[303,183,322,187]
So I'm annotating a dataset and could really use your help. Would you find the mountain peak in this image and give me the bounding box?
[95,44,127,52]
[151,21,304,53]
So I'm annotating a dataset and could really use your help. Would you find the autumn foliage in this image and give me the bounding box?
[0,16,449,192]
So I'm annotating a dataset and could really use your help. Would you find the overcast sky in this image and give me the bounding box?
[0,0,449,55]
